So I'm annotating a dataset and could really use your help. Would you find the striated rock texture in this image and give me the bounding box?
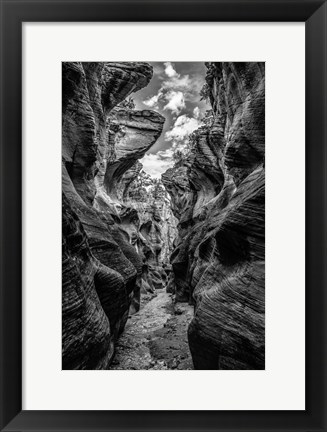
[62,62,166,369]
[162,62,265,369]
[120,168,178,294]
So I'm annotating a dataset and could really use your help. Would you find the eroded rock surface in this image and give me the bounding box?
[121,170,178,296]
[162,62,265,369]
[63,61,264,371]
[62,62,171,369]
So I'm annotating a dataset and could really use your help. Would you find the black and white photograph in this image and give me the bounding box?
[62,61,265,370]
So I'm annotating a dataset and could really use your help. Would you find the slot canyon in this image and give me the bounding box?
[62,61,265,370]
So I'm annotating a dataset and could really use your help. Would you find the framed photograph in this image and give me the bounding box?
[1,0,326,431]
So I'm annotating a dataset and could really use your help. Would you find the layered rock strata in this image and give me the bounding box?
[119,168,177,294]
[62,62,167,369]
[162,62,265,369]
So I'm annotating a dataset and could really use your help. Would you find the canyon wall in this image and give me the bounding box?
[162,62,265,369]
[118,167,177,295]
[62,62,172,369]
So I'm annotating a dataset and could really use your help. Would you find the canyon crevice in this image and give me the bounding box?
[62,61,265,370]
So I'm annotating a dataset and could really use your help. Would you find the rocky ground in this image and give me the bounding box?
[110,289,194,370]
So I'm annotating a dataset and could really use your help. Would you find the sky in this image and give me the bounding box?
[132,62,210,178]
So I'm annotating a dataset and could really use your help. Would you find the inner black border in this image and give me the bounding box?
[0,1,326,431]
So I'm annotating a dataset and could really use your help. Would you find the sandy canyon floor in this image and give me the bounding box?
[111,290,194,370]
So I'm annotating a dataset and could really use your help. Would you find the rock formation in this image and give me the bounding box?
[162,62,265,369]
[120,168,177,295]
[62,62,174,369]
[62,61,265,371]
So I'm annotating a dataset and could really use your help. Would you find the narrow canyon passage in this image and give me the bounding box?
[111,289,194,370]
[62,61,265,370]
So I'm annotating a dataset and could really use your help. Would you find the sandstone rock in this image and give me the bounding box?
[188,167,265,369]
[63,60,265,371]
[162,62,265,369]
[62,194,113,369]
[103,109,165,203]
[121,169,178,294]
[62,62,167,369]
[101,62,153,113]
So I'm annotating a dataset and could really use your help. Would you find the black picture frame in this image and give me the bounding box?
[0,0,326,430]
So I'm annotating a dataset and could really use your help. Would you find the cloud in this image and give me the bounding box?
[193,106,200,119]
[163,91,185,115]
[142,64,204,113]
[164,62,178,78]
[143,93,161,109]
[140,149,174,179]
[162,74,190,91]
[165,114,201,144]
[163,113,201,155]
[157,148,174,159]
[161,74,203,101]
